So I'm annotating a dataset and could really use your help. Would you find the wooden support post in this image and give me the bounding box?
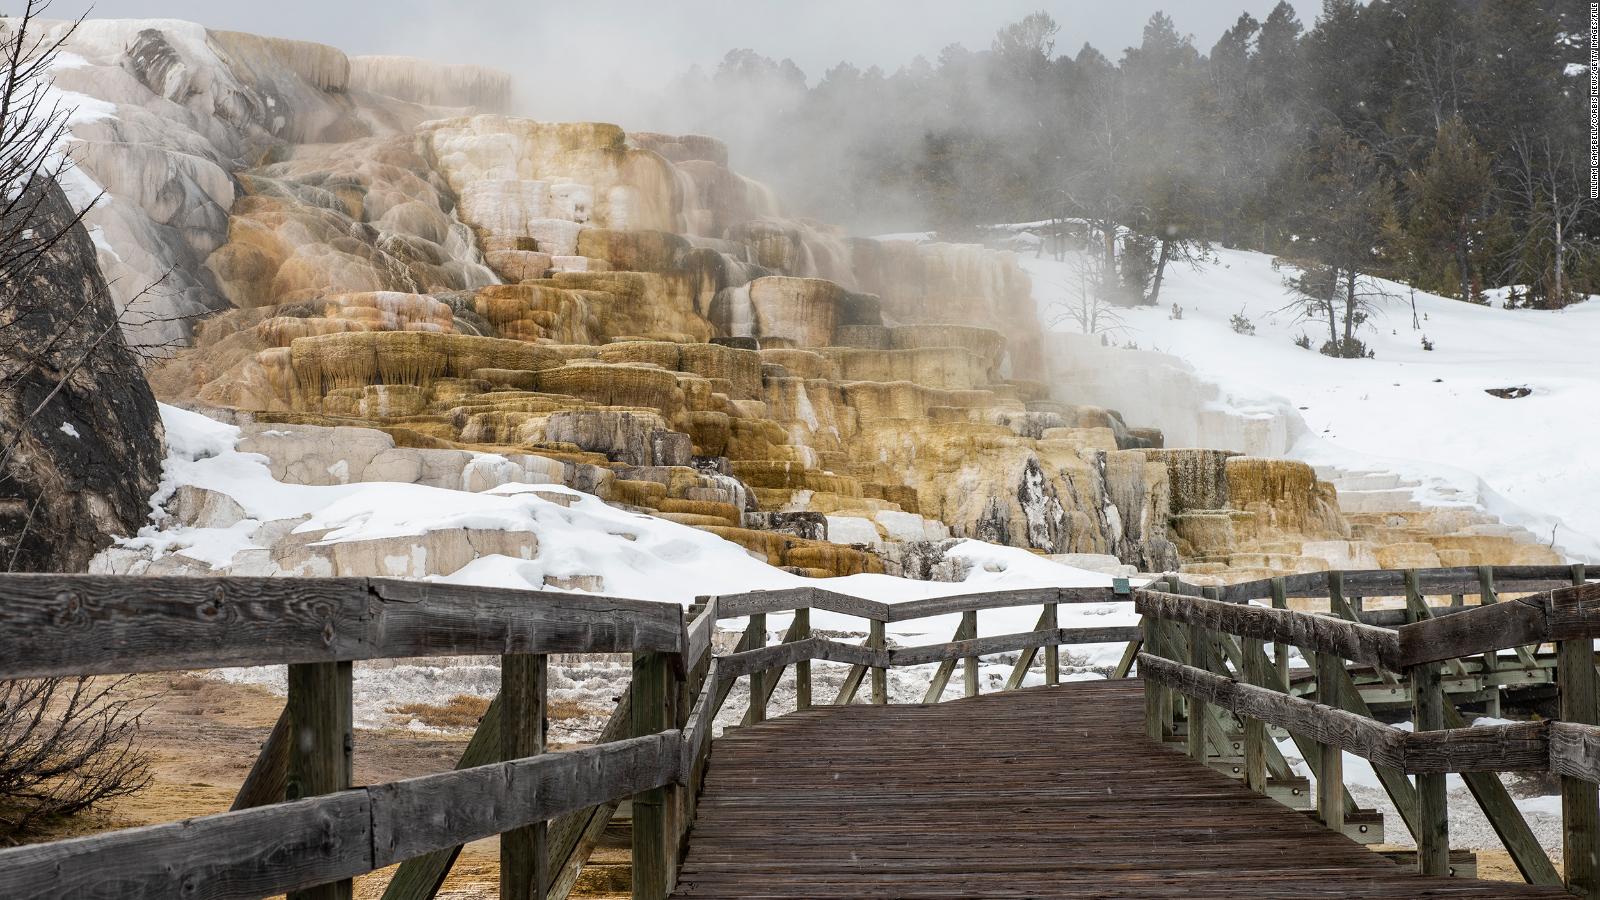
[1271,577,1289,687]
[962,610,979,698]
[869,618,888,705]
[1414,658,1449,877]
[380,698,503,900]
[746,612,766,724]
[1186,623,1209,764]
[231,708,289,811]
[500,654,547,900]
[1317,650,1344,832]
[1383,576,1558,883]
[1004,607,1052,691]
[285,660,353,900]
[1242,634,1267,795]
[922,616,973,704]
[1562,562,1598,898]
[1143,616,1163,742]
[1476,566,1501,716]
[794,608,812,711]
[1155,621,1175,740]
[631,652,673,900]
[1044,601,1060,686]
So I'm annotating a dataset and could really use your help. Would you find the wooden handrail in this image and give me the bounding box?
[1139,581,1600,669]
[0,564,1591,899]
[1135,588,1404,670]
[0,575,685,679]
[1213,565,1586,602]
[1139,652,1555,775]
[1137,565,1595,892]
[0,732,682,898]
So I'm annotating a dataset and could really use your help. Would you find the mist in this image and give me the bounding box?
[60,1,1315,225]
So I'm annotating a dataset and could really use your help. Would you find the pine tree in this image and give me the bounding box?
[1288,129,1399,356]
[1404,117,1495,301]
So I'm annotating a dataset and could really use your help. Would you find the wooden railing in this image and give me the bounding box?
[0,564,1591,899]
[1135,564,1599,895]
[0,573,1142,900]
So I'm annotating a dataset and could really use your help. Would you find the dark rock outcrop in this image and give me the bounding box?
[0,179,164,572]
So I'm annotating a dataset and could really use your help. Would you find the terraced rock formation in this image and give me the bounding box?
[52,21,1560,585]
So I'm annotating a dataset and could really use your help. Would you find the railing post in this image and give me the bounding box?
[747,612,767,723]
[1316,650,1344,833]
[1405,569,1448,876]
[1242,631,1267,795]
[1270,577,1289,688]
[500,653,547,900]
[1562,563,1598,897]
[1413,657,1449,876]
[631,651,673,900]
[869,618,888,705]
[1317,572,1346,833]
[1478,566,1501,717]
[1186,622,1209,764]
[1142,614,1163,742]
[962,610,979,698]
[1044,600,1059,686]
[285,660,354,900]
[795,607,812,710]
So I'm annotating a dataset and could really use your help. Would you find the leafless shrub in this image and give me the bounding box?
[0,676,154,842]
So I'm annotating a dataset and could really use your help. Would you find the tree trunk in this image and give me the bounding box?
[1343,269,1358,348]
[1454,232,1472,302]
[1147,238,1172,305]
[1553,203,1564,306]
[1326,269,1340,349]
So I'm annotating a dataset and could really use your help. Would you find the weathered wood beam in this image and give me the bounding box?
[962,611,979,698]
[683,599,717,674]
[501,653,548,900]
[1136,588,1403,671]
[1385,584,1561,886]
[1559,565,1600,899]
[1003,607,1051,691]
[0,792,375,899]
[745,613,767,724]
[628,655,675,900]
[921,616,973,704]
[0,575,684,679]
[287,660,353,900]
[1139,652,1550,774]
[711,587,889,621]
[230,707,288,812]
[380,697,504,900]
[1412,658,1449,876]
[0,734,681,900]
[794,608,812,710]
[1216,566,1585,602]
[868,619,888,704]
[1138,653,1409,770]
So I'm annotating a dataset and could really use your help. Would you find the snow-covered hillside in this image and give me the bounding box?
[1025,247,1600,563]
[117,405,1136,650]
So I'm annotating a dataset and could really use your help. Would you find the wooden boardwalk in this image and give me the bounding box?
[672,681,1569,898]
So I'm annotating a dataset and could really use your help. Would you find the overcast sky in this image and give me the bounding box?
[58,1,1322,121]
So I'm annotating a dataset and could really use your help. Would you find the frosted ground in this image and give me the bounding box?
[1022,245,1600,563]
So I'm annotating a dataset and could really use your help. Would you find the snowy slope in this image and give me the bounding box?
[126,405,1137,652]
[1024,247,1600,562]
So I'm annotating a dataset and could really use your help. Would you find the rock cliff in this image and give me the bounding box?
[0,179,164,571]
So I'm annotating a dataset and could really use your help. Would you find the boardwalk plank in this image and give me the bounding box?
[670,682,1568,898]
